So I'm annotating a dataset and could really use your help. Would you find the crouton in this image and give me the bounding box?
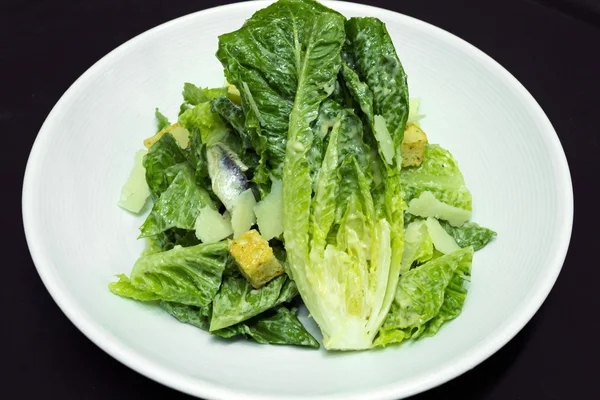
[228,230,284,289]
[402,123,428,167]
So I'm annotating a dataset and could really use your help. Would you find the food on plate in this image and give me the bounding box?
[401,124,428,167]
[111,0,495,351]
[229,230,285,289]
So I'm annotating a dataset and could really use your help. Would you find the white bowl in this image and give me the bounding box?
[22,1,573,399]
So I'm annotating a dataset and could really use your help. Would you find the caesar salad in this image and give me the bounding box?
[111,0,495,351]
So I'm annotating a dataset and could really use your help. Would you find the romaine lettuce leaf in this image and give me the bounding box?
[329,76,354,109]
[183,83,227,106]
[142,228,200,256]
[374,247,473,347]
[401,144,472,211]
[179,83,227,115]
[286,103,406,350]
[142,235,165,256]
[217,0,344,195]
[340,63,375,129]
[250,5,408,350]
[109,274,160,301]
[420,248,472,337]
[159,300,212,330]
[210,274,297,331]
[440,221,497,251]
[309,100,339,186]
[340,53,402,178]
[210,96,251,148]
[403,212,421,227]
[129,241,228,307]
[345,17,409,148]
[215,306,319,348]
[179,102,229,145]
[401,219,433,273]
[168,230,200,247]
[155,108,170,132]
[339,21,411,337]
[187,127,210,189]
[160,301,318,348]
[143,133,189,197]
[139,165,215,238]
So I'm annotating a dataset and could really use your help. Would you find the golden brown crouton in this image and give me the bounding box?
[402,124,428,167]
[228,230,284,289]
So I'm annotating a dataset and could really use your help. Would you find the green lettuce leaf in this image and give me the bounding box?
[286,102,406,350]
[210,274,298,331]
[179,83,228,115]
[215,306,319,348]
[160,301,318,348]
[242,3,409,350]
[440,221,497,251]
[170,230,202,247]
[139,165,215,238]
[401,144,472,210]
[129,241,228,307]
[345,17,409,149]
[374,247,473,347]
[210,96,251,148]
[329,76,355,108]
[155,108,170,132]
[183,83,227,106]
[186,127,211,189]
[339,56,389,184]
[179,102,229,145]
[217,0,344,195]
[109,274,160,301]
[403,212,421,227]
[340,63,375,129]
[142,228,201,256]
[309,100,339,185]
[142,235,165,256]
[159,300,212,331]
[401,219,434,273]
[143,133,189,197]
[338,20,411,341]
[420,248,472,337]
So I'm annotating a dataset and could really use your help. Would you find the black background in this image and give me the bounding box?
[2,0,599,399]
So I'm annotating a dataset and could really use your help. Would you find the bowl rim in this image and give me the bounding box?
[22,1,574,399]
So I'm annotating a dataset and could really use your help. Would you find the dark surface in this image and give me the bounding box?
[3,0,599,399]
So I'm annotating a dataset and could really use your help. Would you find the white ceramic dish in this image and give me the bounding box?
[22,1,573,399]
